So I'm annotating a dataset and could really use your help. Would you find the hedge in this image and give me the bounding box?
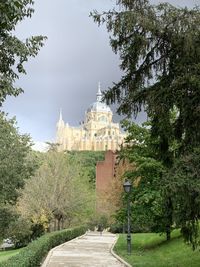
[0,225,87,267]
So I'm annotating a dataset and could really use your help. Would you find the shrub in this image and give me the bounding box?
[0,225,86,267]
[6,217,33,248]
[97,215,108,231]
[109,222,124,233]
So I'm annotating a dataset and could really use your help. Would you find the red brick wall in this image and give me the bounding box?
[96,150,116,213]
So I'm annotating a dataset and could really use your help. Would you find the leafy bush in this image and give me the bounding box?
[88,214,109,231]
[97,215,108,231]
[109,220,151,234]
[0,225,86,267]
[109,222,124,233]
[6,217,33,248]
[4,217,45,249]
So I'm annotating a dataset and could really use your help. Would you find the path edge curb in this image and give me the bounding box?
[110,234,132,267]
[41,231,87,267]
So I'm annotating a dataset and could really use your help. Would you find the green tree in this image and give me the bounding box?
[18,150,95,231]
[0,0,46,105]
[91,0,200,155]
[0,113,36,204]
[0,113,38,240]
[165,149,200,250]
[0,0,46,241]
[66,151,104,186]
[91,0,200,247]
[5,216,33,248]
[118,122,166,234]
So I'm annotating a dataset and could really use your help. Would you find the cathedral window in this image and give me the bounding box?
[99,116,107,122]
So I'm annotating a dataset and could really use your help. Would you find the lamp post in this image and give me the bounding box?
[123,180,132,255]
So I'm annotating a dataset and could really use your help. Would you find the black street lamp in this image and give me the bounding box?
[123,180,132,255]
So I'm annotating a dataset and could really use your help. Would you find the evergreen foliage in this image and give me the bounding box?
[91,0,200,156]
[91,0,200,248]
[165,149,200,250]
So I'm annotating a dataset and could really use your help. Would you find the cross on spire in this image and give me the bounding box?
[97,82,102,102]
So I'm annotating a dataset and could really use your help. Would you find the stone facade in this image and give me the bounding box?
[56,84,126,151]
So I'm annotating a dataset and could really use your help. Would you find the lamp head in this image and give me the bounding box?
[123,180,132,193]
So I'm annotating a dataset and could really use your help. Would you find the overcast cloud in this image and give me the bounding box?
[2,0,199,144]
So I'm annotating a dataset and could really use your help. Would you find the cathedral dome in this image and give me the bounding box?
[87,101,111,113]
[87,83,112,113]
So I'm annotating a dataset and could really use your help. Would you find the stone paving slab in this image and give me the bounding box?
[42,231,125,267]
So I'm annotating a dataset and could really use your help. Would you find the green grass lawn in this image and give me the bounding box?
[0,248,22,263]
[114,231,200,267]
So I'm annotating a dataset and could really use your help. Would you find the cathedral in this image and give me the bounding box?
[56,84,126,151]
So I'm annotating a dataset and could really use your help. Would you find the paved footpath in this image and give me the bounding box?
[42,231,125,267]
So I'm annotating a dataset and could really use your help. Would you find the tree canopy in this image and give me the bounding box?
[17,150,96,231]
[0,113,38,240]
[0,113,36,204]
[91,0,200,248]
[92,0,200,157]
[0,0,46,240]
[0,0,46,105]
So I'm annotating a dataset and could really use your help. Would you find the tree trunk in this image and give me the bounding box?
[166,227,171,241]
[165,196,173,241]
[61,218,64,229]
[54,220,57,231]
[57,218,61,231]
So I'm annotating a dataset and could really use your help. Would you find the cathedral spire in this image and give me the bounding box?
[57,108,64,129]
[59,108,63,122]
[97,82,102,102]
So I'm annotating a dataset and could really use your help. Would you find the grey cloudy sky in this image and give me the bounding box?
[2,0,199,144]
